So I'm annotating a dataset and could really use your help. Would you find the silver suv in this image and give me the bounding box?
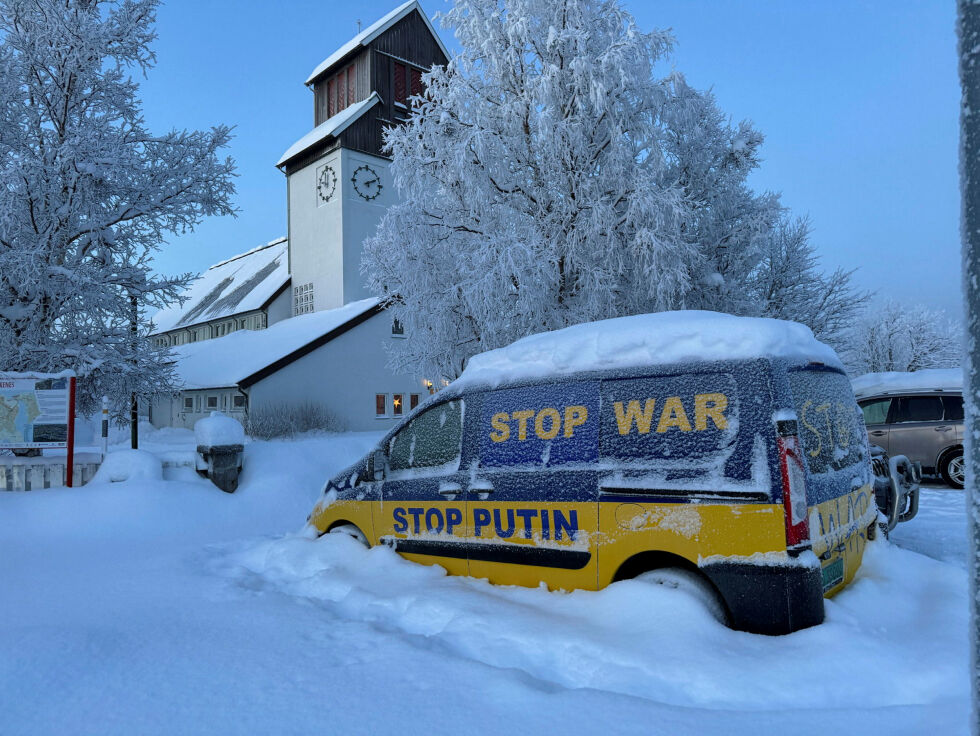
[856,389,964,488]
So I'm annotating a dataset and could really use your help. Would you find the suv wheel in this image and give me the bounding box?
[940,450,965,489]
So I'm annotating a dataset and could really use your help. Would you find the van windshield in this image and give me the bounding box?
[787,368,867,476]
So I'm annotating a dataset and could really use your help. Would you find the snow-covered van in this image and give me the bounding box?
[309,312,876,635]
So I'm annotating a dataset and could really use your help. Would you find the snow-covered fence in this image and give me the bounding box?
[0,454,102,491]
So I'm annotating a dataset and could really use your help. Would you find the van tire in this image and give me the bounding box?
[940,449,965,489]
[636,567,729,625]
[328,523,369,547]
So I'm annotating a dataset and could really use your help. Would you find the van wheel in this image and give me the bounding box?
[940,450,965,489]
[328,523,369,547]
[636,568,729,625]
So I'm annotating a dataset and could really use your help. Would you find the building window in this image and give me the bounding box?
[184,396,193,411]
[376,393,387,417]
[394,62,406,106]
[410,393,420,410]
[327,63,357,118]
[233,395,246,410]
[391,318,405,337]
[393,393,404,417]
[294,283,314,315]
[207,396,218,410]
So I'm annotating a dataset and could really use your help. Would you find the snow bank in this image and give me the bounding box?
[195,411,245,447]
[851,368,963,398]
[90,449,162,484]
[221,532,966,715]
[454,311,841,389]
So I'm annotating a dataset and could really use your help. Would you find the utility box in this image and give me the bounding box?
[194,412,245,493]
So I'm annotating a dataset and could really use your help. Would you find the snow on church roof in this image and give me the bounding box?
[151,238,289,335]
[304,1,449,86]
[171,298,382,389]
[276,93,381,167]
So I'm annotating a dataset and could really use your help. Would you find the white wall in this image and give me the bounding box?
[341,149,394,304]
[151,388,246,432]
[266,287,292,326]
[247,309,428,433]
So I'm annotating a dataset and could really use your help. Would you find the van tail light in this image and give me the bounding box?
[776,418,810,555]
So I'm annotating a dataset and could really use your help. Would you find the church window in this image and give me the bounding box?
[294,283,314,315]
[393,393,404,417]
[391,318,405,336]
[376,394,387,417]
[184,396,193,411]
[394,62,407,106]
[207,396,218,409]
[233,395,246,410]
[410,68,423,101]
[410,393,420,410]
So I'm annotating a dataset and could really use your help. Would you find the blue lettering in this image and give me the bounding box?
[473,508,491,537]
[392,507,408,534]
[425,508,444,533]
[407,507,424,534]
[541,508,551,540]
[494,508,516,538]
[515,508,537,538]
[554,509,578,541]
[446,507,463,535]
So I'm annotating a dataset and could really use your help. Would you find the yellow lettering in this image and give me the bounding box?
[799,400,822,458]
[563,405,588,437]
[656,396,692,433]
[613,399,656,435]
[694,393,728,430]
[489,412,510,442]
[511,409,535,440]
[535,407,561,440]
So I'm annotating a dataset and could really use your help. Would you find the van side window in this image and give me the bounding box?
[942,395,964,421]
[859,398,891,425]
[891,396,944,423]
[388,400,463,474]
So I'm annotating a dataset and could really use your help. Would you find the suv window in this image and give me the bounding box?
[890,396,944,423]
[859,398,891,425]
[942,395,964,421]
[388,400,463,474]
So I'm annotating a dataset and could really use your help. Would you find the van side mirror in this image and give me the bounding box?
[373,449,386,481]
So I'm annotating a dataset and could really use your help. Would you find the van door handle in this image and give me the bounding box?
[439,481,462,500]
[469,482,494,500]
[935,426,952,432]
[869,430,887,437]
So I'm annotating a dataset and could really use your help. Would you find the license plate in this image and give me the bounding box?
[821,557,844,592]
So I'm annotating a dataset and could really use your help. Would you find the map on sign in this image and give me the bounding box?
[0,375,72,448]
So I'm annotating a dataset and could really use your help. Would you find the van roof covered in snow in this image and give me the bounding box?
[451,311,842,391]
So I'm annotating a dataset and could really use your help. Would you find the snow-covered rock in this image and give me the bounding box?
[90,449,162,484]
[194,411,245,448]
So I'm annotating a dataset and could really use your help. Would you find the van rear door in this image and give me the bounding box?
[786,367,875,593]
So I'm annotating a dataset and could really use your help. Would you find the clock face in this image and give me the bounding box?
[351,164,383,201]
[317,165,337,203]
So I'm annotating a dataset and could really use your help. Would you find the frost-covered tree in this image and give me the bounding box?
[364,0,692,379]
[841,301,961,376]
[364,0,867,379]
[0,0,235,415]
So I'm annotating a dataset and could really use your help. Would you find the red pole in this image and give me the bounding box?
[66,376,76,488]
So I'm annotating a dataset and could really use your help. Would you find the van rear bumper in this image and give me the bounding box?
[703,561,824,635]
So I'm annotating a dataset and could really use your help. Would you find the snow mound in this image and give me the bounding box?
[454,311,841,389]
[220,533,966,713]
[851,368,962,398]
[91,449,162,484]
[195,411,245,447]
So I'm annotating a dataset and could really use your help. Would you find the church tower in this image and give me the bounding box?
[276,2,448,316]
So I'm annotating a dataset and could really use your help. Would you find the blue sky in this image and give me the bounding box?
[140,0,960,316]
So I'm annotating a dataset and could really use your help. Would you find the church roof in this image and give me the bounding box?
[170,298,384,389]
[304,1,449,86]
[151,238,289,335]
[276,92,381,168]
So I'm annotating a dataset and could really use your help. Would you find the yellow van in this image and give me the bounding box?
[309,313,876,634]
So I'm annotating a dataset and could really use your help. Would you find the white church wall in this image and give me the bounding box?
[246,310,427,433]
[287,150,345,314]
[341,148,394,305]
[266,286,292,326]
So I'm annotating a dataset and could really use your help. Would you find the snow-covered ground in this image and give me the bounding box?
[0,431,969,735]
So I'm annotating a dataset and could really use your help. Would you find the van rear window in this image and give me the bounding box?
[788,369,866,476]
